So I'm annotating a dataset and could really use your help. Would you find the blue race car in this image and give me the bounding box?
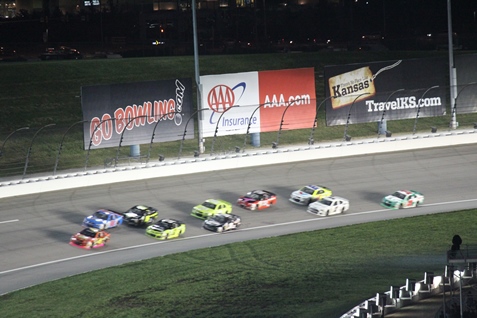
[82,209,124,230]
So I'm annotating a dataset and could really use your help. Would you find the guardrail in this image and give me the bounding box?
[1,129,476,200]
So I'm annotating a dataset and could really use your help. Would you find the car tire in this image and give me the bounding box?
[341,207,345,214]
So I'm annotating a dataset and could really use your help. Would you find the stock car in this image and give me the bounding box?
[237,190,277,211]
[145,219,186,240]
[289,185,332,205]
[69,228,111,249]
[82,209,124,230]
[191,199,232,220]
[307,196,350,216]
[381,190,424,209]
[123,205,159,226]
[203,213,241,233]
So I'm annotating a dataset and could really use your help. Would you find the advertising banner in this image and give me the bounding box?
[81,78,193,150]
[199,68,316,137]
[324,57,447,126]
[455,54,477,115]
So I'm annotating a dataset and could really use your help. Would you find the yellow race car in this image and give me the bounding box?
[191,199,232,220]
[146,219,186,240]
[289,185,332,205]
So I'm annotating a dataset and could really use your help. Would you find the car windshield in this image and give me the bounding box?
[300,186,315,195]
[93,211,108,220]
[391,192,406,200]
[202,202,216,209]
[79,228,96,238]
[128,206,146,216]
[246,193,260,200]
[212,215,227,222]
[157,220,173,229]
[318,198,333,206]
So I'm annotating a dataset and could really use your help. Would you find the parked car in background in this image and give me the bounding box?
[0,46,25,62]
[39,46,83,60]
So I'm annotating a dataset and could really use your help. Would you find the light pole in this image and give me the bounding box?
[0,126,29,158]
[308,96,335,145]
[85,117,115,170]
[210,105,239,155]
[23,124,55,179]
[242,103,264,151]
[377,88,404,138]
[448,0,458,129]
[343,93,370,141]
[412,85,439,135]
[450,82,477,129]
[54,120,87,175]
[192,0,204,154]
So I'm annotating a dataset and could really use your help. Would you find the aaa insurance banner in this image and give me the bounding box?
[324,57,447,126]
[199,68,316,137]
[81,78,193,149]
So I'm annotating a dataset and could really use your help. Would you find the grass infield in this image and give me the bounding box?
[2,209,475,318]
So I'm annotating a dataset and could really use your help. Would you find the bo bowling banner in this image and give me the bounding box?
[81,78,193,150]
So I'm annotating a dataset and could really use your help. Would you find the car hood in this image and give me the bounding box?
[204,219,223,227]
[383,195,401,203]
[124,212,139,219]
[84,216,104,224]
[193,205,212,212]
[291,190,311,198]
[308,202,328,209]
[148,225,165,232]
[239,197,256,203]
[72,234,91,241]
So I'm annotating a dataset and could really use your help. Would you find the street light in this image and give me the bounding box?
[0,126,29,158]
[343,93,370,141]
[450,82,477,129]
[377,88,404,139]
[412,85,439,135]
[23,124,56,179]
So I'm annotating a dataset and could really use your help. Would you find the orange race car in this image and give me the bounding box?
[69,227,110,249]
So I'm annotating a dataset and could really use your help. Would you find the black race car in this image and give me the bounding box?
[203,213,241,233]
[123,205,159,226]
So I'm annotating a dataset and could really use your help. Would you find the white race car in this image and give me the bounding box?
[307,196,349,216]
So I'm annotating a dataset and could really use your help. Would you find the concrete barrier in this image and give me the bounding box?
[0,130,476,199]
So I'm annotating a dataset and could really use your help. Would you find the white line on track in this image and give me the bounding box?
[2,198,477,276]
[0,219,19,224]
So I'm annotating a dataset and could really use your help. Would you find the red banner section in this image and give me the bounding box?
[259,68,316,132]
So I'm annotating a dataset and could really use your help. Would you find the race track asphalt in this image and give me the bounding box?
[1,144,477,295]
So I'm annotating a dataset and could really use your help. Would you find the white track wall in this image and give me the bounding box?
[1,130,476,199]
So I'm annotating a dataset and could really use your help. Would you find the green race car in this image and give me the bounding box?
[381,190,424,209]
[145,219,186,240]
[191,199,232,219]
